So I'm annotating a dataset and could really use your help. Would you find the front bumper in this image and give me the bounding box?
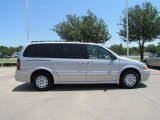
[140,69,150,82]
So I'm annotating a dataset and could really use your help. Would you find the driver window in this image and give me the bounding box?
[87,45,111,59]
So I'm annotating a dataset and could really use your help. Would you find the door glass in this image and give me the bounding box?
[54,44,85,59]
[23,44,53,58]
[87,45,111,59]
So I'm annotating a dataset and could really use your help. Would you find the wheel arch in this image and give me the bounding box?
[30,69,54,84]
[119,67,141,84]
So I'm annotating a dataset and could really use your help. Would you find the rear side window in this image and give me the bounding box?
[23,44,53,58]
[54,44,86,59]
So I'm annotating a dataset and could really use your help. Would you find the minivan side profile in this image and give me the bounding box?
[15,42,150,91]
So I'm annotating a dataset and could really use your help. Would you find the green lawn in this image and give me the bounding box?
[0,59,17,63]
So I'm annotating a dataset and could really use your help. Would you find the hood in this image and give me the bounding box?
[118,56,144,65]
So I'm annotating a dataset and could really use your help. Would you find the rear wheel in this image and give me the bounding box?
[33,72,53,91]
[120,70,139,88]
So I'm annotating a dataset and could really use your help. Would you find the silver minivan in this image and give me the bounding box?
[15,42,150,90]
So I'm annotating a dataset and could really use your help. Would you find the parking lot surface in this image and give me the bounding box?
[0,67,160,120]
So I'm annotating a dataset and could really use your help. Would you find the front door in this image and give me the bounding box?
[148,53,159,66]
[86,44,119,82]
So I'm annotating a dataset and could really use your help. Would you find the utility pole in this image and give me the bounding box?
[126,0,129,57]
[26,0,29,43]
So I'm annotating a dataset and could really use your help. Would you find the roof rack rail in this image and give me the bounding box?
[31,40,62,43]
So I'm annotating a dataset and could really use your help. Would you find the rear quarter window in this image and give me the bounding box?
[23,44,53,58]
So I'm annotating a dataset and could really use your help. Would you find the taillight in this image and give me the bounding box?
[17,58,20,70]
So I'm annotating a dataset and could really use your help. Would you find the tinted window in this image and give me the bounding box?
[54,44,86,59]
[23,44,53,58]
[87,45,111,59]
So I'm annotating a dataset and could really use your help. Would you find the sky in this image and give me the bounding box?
[0,0,160,47]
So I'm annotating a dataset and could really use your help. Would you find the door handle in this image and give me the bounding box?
[78,60,83,64]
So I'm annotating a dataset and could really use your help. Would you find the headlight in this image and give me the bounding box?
[142,65,148,70]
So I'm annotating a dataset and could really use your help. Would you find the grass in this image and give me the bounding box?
[0,59,17,63]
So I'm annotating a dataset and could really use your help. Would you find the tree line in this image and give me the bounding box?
[0,46,23,57]
[109,42,160,55]
[52,2,160,60]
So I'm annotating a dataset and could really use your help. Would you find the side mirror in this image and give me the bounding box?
[109,54,117,60]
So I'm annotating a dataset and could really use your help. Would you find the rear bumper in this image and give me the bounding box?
[15,70,31,83]
[140,69,150,82]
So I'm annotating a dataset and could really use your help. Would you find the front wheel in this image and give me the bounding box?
[33,72,53,91]
[120,70,139,88]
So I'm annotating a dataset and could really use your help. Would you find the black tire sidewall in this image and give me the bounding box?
[33,72,53,91]
[120,70,139,89]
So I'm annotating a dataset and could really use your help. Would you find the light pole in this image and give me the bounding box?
[26,0,29,43]
[126,0,129,57]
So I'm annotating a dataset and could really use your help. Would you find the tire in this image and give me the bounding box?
[33,72,53,91]
[120,70,139,89]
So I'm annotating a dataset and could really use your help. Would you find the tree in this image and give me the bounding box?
[157,42,160,52]
[52,10,111,43]
[119,2,160,60]
[53,15,83,41]
[145,44,157,54]
[109,44,125,55]
[130,47,139,55]
[0,46,23,56]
